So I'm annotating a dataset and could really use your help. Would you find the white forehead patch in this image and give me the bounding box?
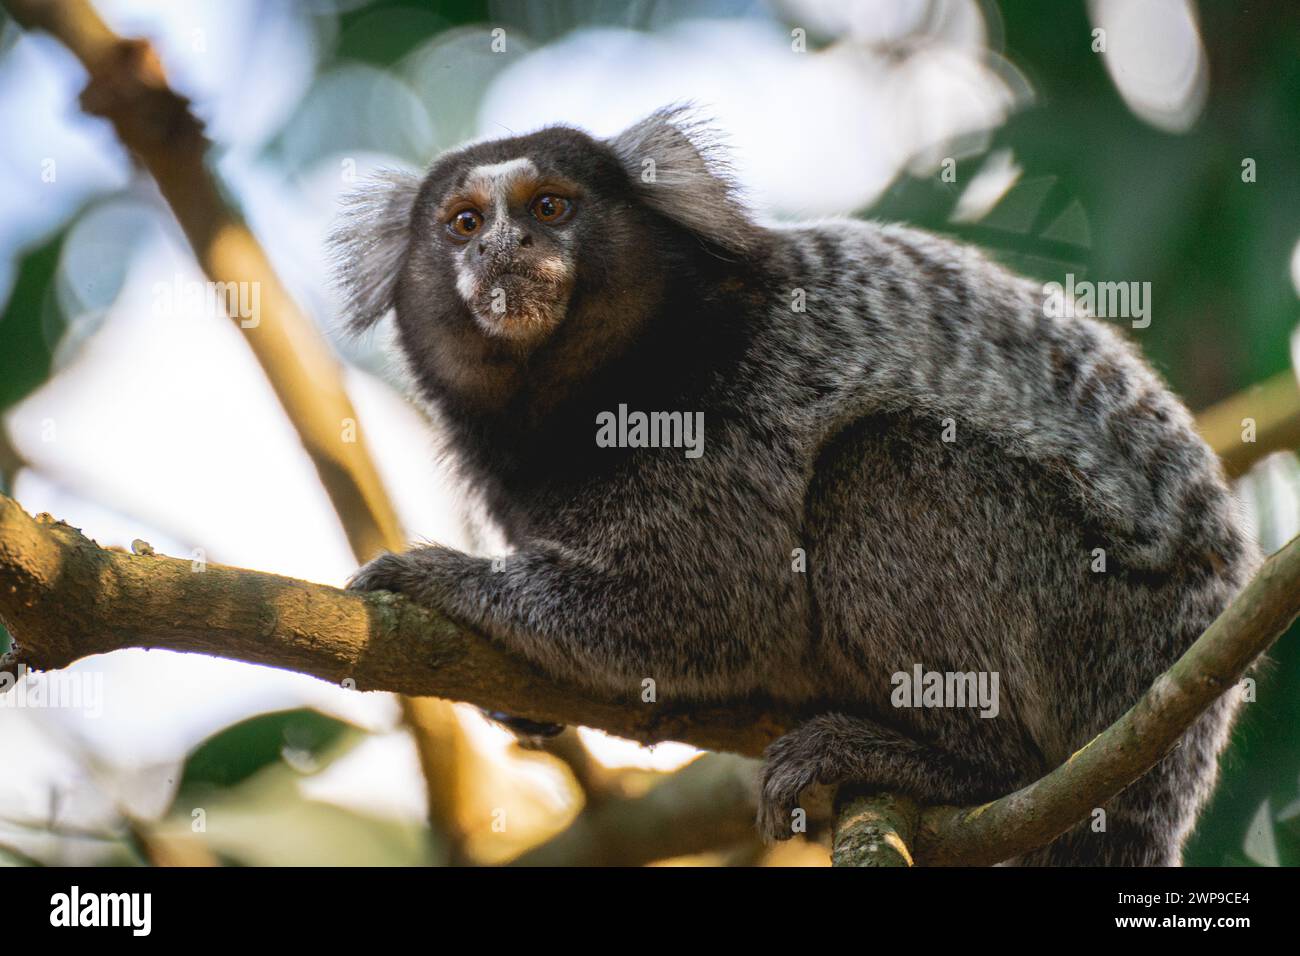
[466,157,537,183]
[462,157,539,234]
[466,157,537,209]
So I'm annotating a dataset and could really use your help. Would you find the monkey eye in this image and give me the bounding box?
[447,208,483,239]
[530,194,573,224]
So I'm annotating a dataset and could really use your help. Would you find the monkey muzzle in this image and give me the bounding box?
[463,228,574,341]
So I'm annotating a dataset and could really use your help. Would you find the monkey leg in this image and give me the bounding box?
[756,713,1014,843]
[347,541,798,700]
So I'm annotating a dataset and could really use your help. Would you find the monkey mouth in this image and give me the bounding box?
[486,261,568,287]
[468,268,572,341]
[489,268,550,290]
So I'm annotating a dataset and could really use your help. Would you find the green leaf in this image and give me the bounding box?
[0,231,64,413]
[176,708,357,796]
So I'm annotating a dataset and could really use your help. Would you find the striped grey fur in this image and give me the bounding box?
[340,108,1261,865]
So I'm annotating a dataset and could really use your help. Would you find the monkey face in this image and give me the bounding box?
[335,110,760,412]
[401,128,646,350]
[430,155,580,343]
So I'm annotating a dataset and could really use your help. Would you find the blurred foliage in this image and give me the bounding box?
[156,708,439,866]
[1183,621,1300,866]
[871,0,1300,407]
[174,707,356,795]
[0,231,62,413]
[335,0,463,63]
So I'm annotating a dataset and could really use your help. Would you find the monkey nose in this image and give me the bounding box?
[477,232,532,261]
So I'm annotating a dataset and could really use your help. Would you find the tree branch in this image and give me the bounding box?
[1197,370,1300,479]
[509,754,761,867]
[0,494,795,757]
[831,794,918,867]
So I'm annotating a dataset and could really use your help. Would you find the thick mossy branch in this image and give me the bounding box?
[832,794,919,867]
[0,494,794,757]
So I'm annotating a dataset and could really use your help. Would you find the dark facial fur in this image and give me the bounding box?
[334,106,1261,865]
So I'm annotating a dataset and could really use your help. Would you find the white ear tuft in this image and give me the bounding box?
[329,168,423,332]
[607,105,757,256]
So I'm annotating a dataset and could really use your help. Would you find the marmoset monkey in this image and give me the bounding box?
[334,107,1259,865]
